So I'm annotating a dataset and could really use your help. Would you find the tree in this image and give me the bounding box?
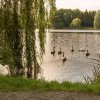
[64,9,73,27]
[94,10,100,29]
[0,0,56,78]
[52,9,66,28]
[70,18,81,28]
[52,9,96,28]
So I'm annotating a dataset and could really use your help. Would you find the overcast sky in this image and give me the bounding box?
[56,0,100,11]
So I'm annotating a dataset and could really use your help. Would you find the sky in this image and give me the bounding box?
[56,0,100,11]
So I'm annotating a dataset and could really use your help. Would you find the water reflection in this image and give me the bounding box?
[41,32,100,83]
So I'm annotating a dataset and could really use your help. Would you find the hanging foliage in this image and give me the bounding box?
[0,0,56,78]
[38,0,45,55]
[49,0,56,27]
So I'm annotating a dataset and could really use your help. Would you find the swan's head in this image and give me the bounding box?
[4,65,9,69]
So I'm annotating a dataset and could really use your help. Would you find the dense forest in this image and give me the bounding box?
[52,9,96,29]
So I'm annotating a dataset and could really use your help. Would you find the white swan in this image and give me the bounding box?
[79,48,87,52]
[0,64,10,76]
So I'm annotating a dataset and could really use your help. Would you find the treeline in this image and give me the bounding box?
[52,9,96,29]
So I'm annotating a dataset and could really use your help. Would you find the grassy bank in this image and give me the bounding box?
[0,76,100,94]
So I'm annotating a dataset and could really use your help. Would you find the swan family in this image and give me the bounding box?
[51,45,94,63]
[51,46,67,63]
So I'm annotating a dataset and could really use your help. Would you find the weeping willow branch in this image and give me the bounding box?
[3,0,23,75]
[38,0,45,55]
[0,0,3,42]
[0,0,56,78]
[24,0,38,78]
[49,0,56,27]
[12,0,23,75]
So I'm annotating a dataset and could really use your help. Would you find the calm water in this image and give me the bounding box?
[40,32,100,83]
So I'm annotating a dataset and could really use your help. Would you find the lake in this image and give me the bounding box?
[39,31,100,83]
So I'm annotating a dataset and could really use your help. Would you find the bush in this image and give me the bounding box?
[94,10,100,29]
[70,18,81,29]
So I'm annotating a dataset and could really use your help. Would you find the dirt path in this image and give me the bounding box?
[0,91,100,100]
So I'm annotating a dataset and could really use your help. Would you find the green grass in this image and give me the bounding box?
[0,76,100,94]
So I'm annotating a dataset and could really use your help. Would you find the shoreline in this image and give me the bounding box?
[49,29,100,33]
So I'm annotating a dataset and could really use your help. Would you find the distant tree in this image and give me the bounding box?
[94,10,100,29]
[70,18,81,28]
[52,9,96,28]
[73,9,82,18]
[52,9,66,28]
[81,10,89,27]
[64,9,73,27]
[81,10,96,27]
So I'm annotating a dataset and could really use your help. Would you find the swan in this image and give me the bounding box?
[58,47,62,55]
[86,50,90,56]
[51,47,55,56]
[62,52,67,63]
[71,45,74,52]
[79,48,87,52]
[0,64,10,76]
